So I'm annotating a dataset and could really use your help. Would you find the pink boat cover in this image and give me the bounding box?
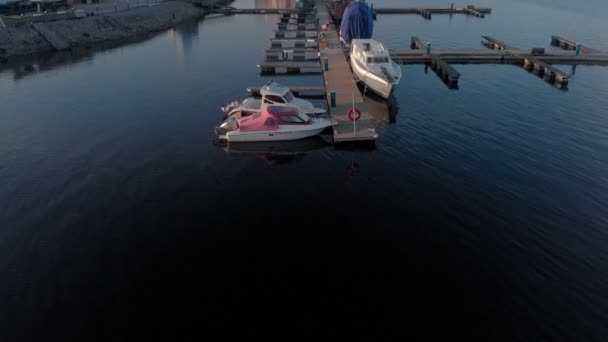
[238,106,300,132]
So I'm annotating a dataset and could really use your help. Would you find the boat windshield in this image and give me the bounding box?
[283,91,294,102]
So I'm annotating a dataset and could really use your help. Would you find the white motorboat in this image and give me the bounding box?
[221,82,326,118]
[218,105,333,143]
[349,39,402,99]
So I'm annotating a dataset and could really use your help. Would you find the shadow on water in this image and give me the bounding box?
[220,135,333,165]
[1,48,95,81]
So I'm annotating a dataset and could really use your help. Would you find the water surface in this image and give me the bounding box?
[1,0,607,340]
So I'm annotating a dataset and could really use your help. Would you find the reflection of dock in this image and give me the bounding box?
[372,6,492,15]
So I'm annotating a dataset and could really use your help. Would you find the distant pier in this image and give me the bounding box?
[392,35,608,88]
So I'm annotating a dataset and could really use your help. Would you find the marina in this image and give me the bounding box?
[208,0,608,141]
[3,1,608,341]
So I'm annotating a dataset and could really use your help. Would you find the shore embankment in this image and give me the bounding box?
[0,0,231,62]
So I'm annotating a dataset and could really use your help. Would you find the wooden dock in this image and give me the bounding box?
[316,0,378,143]
[551,35,599,54]
[410,36,426,50]
[270,38,318,49]
[372,6,491,16]
[275,31,317,39]
[278,17,315,24]
[430,56,460,88]
[265,47,318,53]
[209,8,313,15]
[391,36,608,88]
[266,50,318,61]
[482,36,515,50]
[392,49,608,65]
[521,55,570,84]
[277,23,317,30]
[258,61,321,75]
[220,5,491,20]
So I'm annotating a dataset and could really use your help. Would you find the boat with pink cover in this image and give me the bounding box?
[218,105,333,143]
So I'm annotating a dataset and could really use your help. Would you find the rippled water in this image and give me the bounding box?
[1,0,608,340]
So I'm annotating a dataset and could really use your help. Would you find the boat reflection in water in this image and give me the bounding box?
[223,135,332,165]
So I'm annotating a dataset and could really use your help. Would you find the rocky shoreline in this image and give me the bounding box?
[0,0,231,62]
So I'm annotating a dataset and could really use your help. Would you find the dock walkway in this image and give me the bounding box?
[316,0,377,142]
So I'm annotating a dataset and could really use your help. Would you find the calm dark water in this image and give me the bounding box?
[2,0,608,340]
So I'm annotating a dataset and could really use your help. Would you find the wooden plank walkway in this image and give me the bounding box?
[216,8,313,14]
[279,17,316,24]
[410,36,426,50]
[316,0,377,143]
[551,35,599,54]
[258,61,321,75]
[430,56,460,87]
[274,28,318,33]
[481,36,514,50]
[275,31,317,39]
[266,51,319,61]
[373,6,492,15]
[277,23,317,30]
[391,48,608,65]
[266,47,318,53]
[521,55,570,84]
[270,38,318,49]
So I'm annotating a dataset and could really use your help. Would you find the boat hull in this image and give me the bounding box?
[351,59,394,99]
[223,98,326,117]
[221,120,332,143]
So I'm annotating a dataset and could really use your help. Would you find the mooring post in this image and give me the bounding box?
[330,90,336,107]
[576,44,581,56]
[324,57,329,71]
[426,42,431,55]
[451,3,454,10]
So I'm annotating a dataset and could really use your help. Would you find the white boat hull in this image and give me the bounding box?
[352,58,394,99]
[221,119,332,143]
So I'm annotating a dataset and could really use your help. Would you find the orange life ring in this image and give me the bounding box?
[347,107,361,121]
